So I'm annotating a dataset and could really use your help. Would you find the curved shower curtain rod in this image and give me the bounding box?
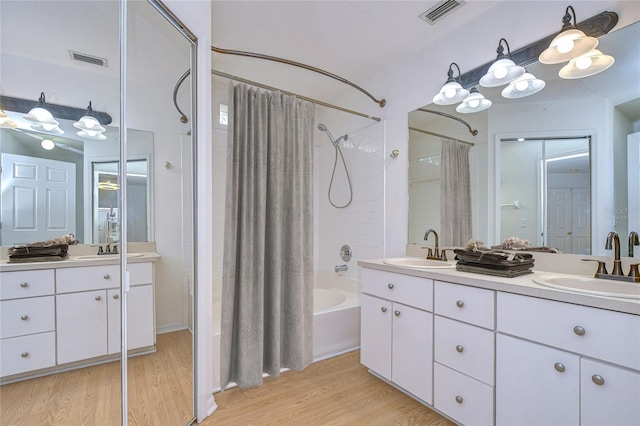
[212,46,386,108]
[416,108,478,136]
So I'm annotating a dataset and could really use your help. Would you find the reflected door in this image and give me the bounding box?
[1,153,76,245]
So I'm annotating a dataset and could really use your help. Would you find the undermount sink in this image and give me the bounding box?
[533,274,640,300]
[73,253,145,261]
[383,257,456,269]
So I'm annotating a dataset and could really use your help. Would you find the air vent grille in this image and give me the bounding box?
[68,50,108,67]
[419,0,467,25]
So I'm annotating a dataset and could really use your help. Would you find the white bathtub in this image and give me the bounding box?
[212,271,360,389]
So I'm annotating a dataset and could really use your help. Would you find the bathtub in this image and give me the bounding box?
[212,270,360,390]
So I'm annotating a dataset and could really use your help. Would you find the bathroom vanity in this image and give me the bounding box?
[358,259,640,426]
[0,251,159,384]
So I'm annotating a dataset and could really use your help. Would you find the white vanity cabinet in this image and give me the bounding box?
[0,270,56,377]
[433,281,495,426]
[496,292,640,426]
[360,268,434,404]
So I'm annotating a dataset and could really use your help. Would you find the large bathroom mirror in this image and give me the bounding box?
[1,0,196,424]
[409,20,640,255]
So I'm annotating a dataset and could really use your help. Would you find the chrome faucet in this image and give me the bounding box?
[629,231,639,257]
[586,231,640,283]
[424,229,446,261]
[335,264,348,273]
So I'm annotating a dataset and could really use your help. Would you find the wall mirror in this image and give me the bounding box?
[1,0,196,424]
[408,20,640,255]
[0,121,153,245]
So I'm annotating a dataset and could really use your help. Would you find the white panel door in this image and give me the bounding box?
[547,188,571,252]
[1,153,75,245]
[107,285,155,354]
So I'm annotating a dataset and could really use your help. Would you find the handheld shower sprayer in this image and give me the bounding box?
[317,123,353,208]
[317,123,347,147]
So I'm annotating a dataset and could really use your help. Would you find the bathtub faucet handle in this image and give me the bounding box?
[335,264,348,273]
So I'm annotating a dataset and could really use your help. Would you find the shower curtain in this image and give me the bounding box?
[220,83,315,390]
[441,139,472,247]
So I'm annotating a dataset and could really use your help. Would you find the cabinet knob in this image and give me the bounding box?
[21,315,29,321]
[456,345,464,353]
[103,274,110,280]
[456,300,464,308]
[387,283,394,289]
[455,395,463,404]
[591,375,605,386]
[554,362,566,373]
[95,295,102,301]
[113,294,120,300]
[573,326,585,336]
[394,310,400,316]
[21,352,29,358]
[20,282,28,288]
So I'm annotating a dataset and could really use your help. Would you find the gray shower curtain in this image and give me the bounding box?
[220,83,315,390]
[441,139,472,247]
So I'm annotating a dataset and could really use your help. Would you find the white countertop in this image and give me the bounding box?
[358,258,640,316]
[0,252,161,272]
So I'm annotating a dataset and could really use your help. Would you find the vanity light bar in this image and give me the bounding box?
[458,10,618,89]
[0,95,112,125]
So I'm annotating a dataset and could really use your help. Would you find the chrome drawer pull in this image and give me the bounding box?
[21,352,29,358]
[387,283,394,289]
[455,396,463,404]
[554,362,565,373]
[456,345,464,353]
[573,326,585,336]
[394,310,400,316]
[95,295,102,301]
[113,294,120,300]
[21,315,29,321]
[103,274,110,280]
[592,375,605,386]
[456,300,464,308]
[20,282,28,288]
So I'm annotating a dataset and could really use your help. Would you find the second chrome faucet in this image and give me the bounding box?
[424,228,447,261]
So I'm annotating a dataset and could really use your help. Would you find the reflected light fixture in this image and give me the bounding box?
[502,70,546,98]
[559,49,614,79]
[433,62,470,105]
[456,87,492,113]
[0,109,17,128]
[74,101,107,140]
[98,178,119,191]
[40,139,55,150]
[539,6,598,64]
[479,38,525,87]
[23,92,64,135]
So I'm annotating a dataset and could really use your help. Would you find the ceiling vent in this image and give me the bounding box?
[68,50,108,67]
[419,0,467,25]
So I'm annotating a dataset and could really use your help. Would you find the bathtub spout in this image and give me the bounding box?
[335,264,348,273]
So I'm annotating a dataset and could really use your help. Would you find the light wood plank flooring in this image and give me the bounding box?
[0,330,194,426]
[208,350,454,426]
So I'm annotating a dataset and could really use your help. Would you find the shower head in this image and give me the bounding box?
[317,123,349,148]
[317,123,327,132]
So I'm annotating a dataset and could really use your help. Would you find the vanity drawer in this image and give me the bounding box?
[0,270,55,300]
[434,315,495,385]
[0,296,55,339]
[0,331,56,377]
[56,265,121,293]
[434,362,494,426]
[361,269,433,311]
[435,281,495,329]
[128,262,153,285]
[497,292,640,371]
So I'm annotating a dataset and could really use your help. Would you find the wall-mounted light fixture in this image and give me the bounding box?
[456,87,492,113]
[539,6,598,64]
[501,69,546,99]
[480,38,525,87]
[0,109,17,128]
[558,48,614,79]
[73,101,107,140]
[22,92,64,135]
[433,63,469,105]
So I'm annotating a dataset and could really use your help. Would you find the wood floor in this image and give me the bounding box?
[2,334,454,426]
[0,330,194,426]
[208,350,455,426]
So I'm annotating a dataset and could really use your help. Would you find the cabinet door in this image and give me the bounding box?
[496,334,579,426]
[392,302,433,404]
[360,294,392,380]
[108,285,155,354]
[56,290,108,364]
[581,358,640,426]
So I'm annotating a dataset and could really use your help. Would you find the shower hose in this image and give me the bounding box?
[328,144,353,208]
